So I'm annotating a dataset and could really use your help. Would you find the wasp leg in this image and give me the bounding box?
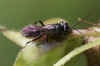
[32,34,43,41]
[34,20,45,26]
[46,34,48,42]
[26,40,33,44]
[26,34,43,44]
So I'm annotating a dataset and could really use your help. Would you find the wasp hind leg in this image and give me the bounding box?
[26,34,49,46]
[26,34,43,45]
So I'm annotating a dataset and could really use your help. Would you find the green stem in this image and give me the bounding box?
[54,38,100,66]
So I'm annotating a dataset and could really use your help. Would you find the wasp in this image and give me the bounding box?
[22,19,72,44]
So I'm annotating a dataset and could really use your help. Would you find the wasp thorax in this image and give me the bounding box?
[43,19,72,35]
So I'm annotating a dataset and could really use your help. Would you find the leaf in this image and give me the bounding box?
[14,34,87,66]
[0,26,36,47]
[0,20,88,66]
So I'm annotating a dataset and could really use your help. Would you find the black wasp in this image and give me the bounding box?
[22,19,72,43]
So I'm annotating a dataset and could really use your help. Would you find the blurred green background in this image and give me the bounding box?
[0,0,100,66]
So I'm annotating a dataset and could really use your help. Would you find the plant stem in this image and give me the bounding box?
[54,38,100,66]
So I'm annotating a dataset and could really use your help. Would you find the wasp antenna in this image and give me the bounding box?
[77,17,98,26]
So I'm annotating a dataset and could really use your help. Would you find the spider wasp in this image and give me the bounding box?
[21,19,72,44]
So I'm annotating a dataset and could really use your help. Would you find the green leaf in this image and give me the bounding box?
[14,34,87,66]
[0,19,87,66]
